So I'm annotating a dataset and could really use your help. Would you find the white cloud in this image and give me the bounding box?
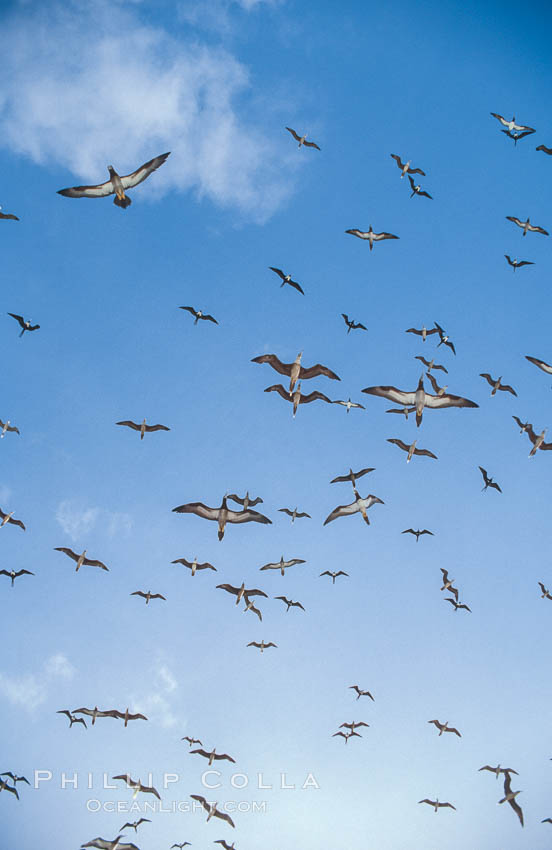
[0,0,298,221]
[106,511,133,538]
[55,500,99,541]
[130,663,180,727]
[0,653,76,712]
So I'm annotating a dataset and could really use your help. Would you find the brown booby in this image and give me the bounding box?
[54,547,108,571]
[285,127,320,149]
[57,152,170,209]
[116,419,170,439]
[252,351,340,394]
[172,494,271,540]
[345,225,399,250]
[324,490,384,525]
[362,375,478,427]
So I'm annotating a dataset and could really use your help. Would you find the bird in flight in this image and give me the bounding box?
[274,596,305,612]
[260,556,306,576]
[427,719,461,737]
[445,597,471,612]
[386,405,417,419]
[252,351,340,395]
[330,466,375,486]
[440,569,459,600]
[268,266,304,295]
[190,747,236,766]
[54,547,108,571]
[320,570,349,584]
[0,419,20,438]
[504,255,534,271]
[332,730,362,744]
[214,841,236,850]
[216,582,268,605]
[72,706,119,725]
[0,207,19,221]
[434,322,455,354]
[418,798,456,812]
[501,129,535,145]
[479,373,517,396]
[81,838,139,850]
[407,175,432,199]
[278,506,311,522]
[56,709,87,728]
[171,844,191,849]
[499,771,524,827]
[538,582,552,601]
[333,398,365,413]
[342,314,367,334]
[490,112,534,133]
[173,494,271,540]
[387,438,437,463]
[506,215,549,236]
[512,416,531,433]
[116,419,170,439]
[0,778,19,799]
[402,528,433,542]
[171,556,216,576]
[179,306,218,325]
[349,685,374,701]
[264,382,332,417]
[536,144,552,155]
[247,640,277,653]
[390,154,426,178]
[112,775,161,800]
[425,372,448,396]
[0,772,30,786]
[346,225,399,250]
[0,508,26,530]
[57,152,170,209]
[524,425,552,456]
[479,764,518,779]
[119,819,151,833]
[181,736,202,747]
[324,490,384,526]
[415,355,448,373]
[363,375,477,427]
[130,590,166,604]
[0,568,34,586]
[227,492,263,510]
[190,794,235,827]
[405,325,439,342]
[525,355,552,374]
[479,467,502,493]
[7,313,40,337]
[285,127,320,149]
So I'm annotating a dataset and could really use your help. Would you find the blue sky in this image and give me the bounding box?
[1,0,552,848]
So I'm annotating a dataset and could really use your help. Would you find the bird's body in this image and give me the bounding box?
[499,772,524,827]
[428,719,461,737]
[217,582,268,605]
[190,794,235,827]
[538,582,552,600]
[265,382,332,417]
[390,154,426,178]
[57,152,170,208]
[247,640,277,653]
[120,819,151,833]
[333,398,365,413]
[227,492,263,510]
[57,709,87,728]
[525,425,552,456]
[402,528,433,542]
[349,685,374,701]
[491,113,534,133]
[405,325,439,342]
[418,798,456,812]
[445,597,471,612]
[479,466,502,492]
[275,595,305,612]
[113,775,161,800]
[330,466,375,487]
[268,267,304,295]
[342,314,367,334]
[505,255,533,271]
[278,506,311,522]
[190,748,236,767]
[408,175,432,198]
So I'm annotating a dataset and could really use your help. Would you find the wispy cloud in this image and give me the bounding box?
[179,0,280,32]
[0,653,75,712]
[130,663,180,728]
[0,0,297,221]
[55,500,99,541]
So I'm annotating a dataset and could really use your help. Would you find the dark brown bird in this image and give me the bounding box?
[0,569,34,586]
[390,154,426,177]
[190,748,236,766]
[505,255,534,271]
[506,215,549,236]
[171,557,216,576]
[0,772,30,785]
[401,529,433,542]
[57,709,87,728]
[320,570,349,584]
[247,641,277,653]
[330,466,375,486]
[478,466,502,492]
[0,779,19,799]
[440,569,459,601]
[349,685,374,701]
[407,175,432,199]
[418,798,456,812]
[278,507,311,522]
[112,774,161,800]
[285,127,320,149]
[536,144,552,155]
[179,306,218,325]
[427,719,461,737]
[332,730,362,743]
[479,373,517,396]
[268,267,304,295]
[130,590,166,604]
[190,794,235,827]
[265,382,332,417]
[7,313,40,337]
[181,736,202,747]
[387,438,437,462]
[342,314,367,333]
[116,419,170,439]
[0,208,19,221]
[445,597,471,613]
[252,351,340,394]
[538,582,552,600]
[54,547,108,571]
[120,819,151,832]
[274,596,305,612]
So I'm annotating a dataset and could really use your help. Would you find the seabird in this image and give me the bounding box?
[542,818,552,825]
[506,215,549,236]
[285,127,320,149]
[116,419,170,439]
[425,372,448,396]
[349,685,374,701]
[57,152,170,208]
[418,798,456,812]
[386,405,417,419]
[130,590,166,604]
[505,255,534,271]
[190,748,236,767]
[390,154,426,178]
[501,129,535,144]
[407,175,432,199]
[479,765,518,779]
[490,113,534,133]
[82,839,139,850]
[0,508,25,530]
[259,556,306,576]
[0,207,19,221]
[0,569,34,586]
[402,528,433,542]
[110,708,148,727]
[320,570,349,583]
[171,556,216,576]
[324,490,384,525]
[227,492,263,510]
[415,356,448,373]
[525,355,552,374]
[345,226,399,250]
[265,382,332,417]
[340,721,369,731]
[242,597,263,621]
[216,582,268,605]
[171,843,191,848]
[113,775,161,800]
[333,398,365,413]
[190,794,235,827]
[444,597,471,612]
[512,416,531,433]
[268,267,304,295]
[427,719,461,737]
[72,706,119,725]
[405,325,439,342]
[7,313,39,337]
[119,820,151,832]
[387,438,437,462]
[181,736,202,747]
[54,547,108,571]
[179,306,218,325]
[330,466,375,486]
[536,144,552,155]
[214,841,236,850]
[434,322,456,354]
[479,466,502,492]
[0,778,18,799]
[274,596,305,612]
[278,507,311,522]
[247,641,277,653]
[524,424,552,456]
[440,569,459,600]
[252,351,340,394]
[499,772,524,827]
[342,314,367,333]
[172,494,271,541]
[538,582,552,600]
[479,373,517,396]
[0,772,29,786]
[332,730,362,743]
[363,375,478,427]
[56,709,87,728]
[0,419,20,438]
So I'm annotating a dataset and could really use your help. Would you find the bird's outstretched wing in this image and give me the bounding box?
[299,363,340,381]
[423,392,478,409]
[58,179,114,198]
[362,385,416,405]
[120,152,171,189]
[116,421,141,431]
[285,127,301,142]
[525,355,552,373]
[145,424,171,432]
[252,353,290,375]
[172,501,219,520]
[0,211,19,221]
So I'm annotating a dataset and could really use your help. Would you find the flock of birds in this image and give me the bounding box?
[2,113,552,848]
